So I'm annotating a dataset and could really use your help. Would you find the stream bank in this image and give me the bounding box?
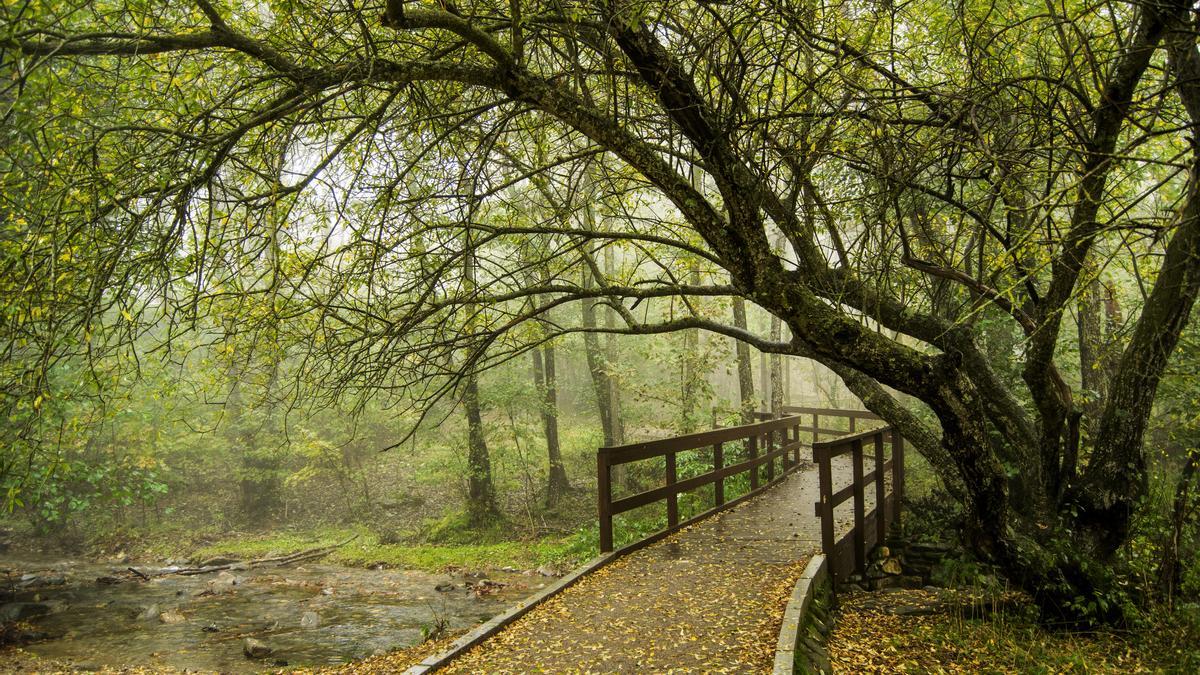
[1,554,561,673]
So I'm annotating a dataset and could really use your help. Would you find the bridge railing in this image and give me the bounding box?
[813,425,905,585]
[754,405,883,442]
[597,408,870,553]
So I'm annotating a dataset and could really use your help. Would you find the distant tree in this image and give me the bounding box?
[731,298,756,425]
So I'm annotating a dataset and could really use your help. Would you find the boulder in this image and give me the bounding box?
[909,542,953,555]
[536,565,563,578]
[299,611,320,629]
[137,604,161,621]
[206,571,240,593]
[159,609,187,624]
[243,637,274,659]
[0,602,51,622]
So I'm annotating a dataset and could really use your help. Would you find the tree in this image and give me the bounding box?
[731,298,756,424]
[531,333,569,505]
[8,0,1200,623]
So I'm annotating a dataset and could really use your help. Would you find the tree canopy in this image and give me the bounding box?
[5,0,1200,623]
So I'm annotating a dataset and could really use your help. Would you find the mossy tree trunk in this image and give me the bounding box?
[532,343,569,506]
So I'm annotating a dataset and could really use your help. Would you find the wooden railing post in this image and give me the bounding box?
[780,428,789,471]
[795,423,802,464]
[765,431,775,482]
[598,451,613,553]
[748,434,759,490]
[849,416,856,433]
[812,413,819,443]
[714,442,724,506]
[892,432,905,528]
[874,433,886,546]
[852,439,865,575]
[815,442,836,583]
[666,451,678,528]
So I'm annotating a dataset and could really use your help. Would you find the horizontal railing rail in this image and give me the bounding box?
[754,405,882,442]
[597,409,871,553]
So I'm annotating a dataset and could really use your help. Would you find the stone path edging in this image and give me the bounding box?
[773,553,829,675]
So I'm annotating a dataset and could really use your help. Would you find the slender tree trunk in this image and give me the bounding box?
[770,318,783,418]
[1078,271,1106,437]
[463,372,499,527]
[223,328,280,526]
[783,354,791,408]
[679,266,703,432]
[769,234,785,418]
[760,350,769,413]
[603,246,625,445]
[461,237,499,527]
[1159,451,1198,605]
[732,297,755,424]
[681,325,699,432]
[532,344,569,505]
[581,266,616,445]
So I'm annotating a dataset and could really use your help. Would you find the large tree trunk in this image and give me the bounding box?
[532,344,569,506]
[732,298,755,424]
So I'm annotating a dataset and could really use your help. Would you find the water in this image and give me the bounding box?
[2,556,541,673]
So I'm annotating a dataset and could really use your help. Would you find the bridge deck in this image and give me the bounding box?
[438,459,863,673]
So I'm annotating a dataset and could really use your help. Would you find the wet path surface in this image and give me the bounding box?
[440,459,866,674]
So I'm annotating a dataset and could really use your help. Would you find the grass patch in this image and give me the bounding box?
[334,539,574,571]
[187,525,587,572]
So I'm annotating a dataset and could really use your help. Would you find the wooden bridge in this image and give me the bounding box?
[408,406,904,673]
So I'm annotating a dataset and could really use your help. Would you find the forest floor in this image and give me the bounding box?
[827,587,1197,673]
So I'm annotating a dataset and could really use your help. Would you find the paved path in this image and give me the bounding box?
[439,459,866,673]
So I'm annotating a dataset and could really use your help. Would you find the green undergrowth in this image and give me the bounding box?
[828,587,1200,673]
[187,525,590,573]
[182,495,685,573]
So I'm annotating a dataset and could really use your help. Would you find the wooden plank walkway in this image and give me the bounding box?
[430,459,866,673]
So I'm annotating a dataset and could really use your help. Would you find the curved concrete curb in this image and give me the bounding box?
[773,554,829,675]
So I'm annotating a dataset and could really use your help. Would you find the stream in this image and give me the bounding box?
[1,555,544,673]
